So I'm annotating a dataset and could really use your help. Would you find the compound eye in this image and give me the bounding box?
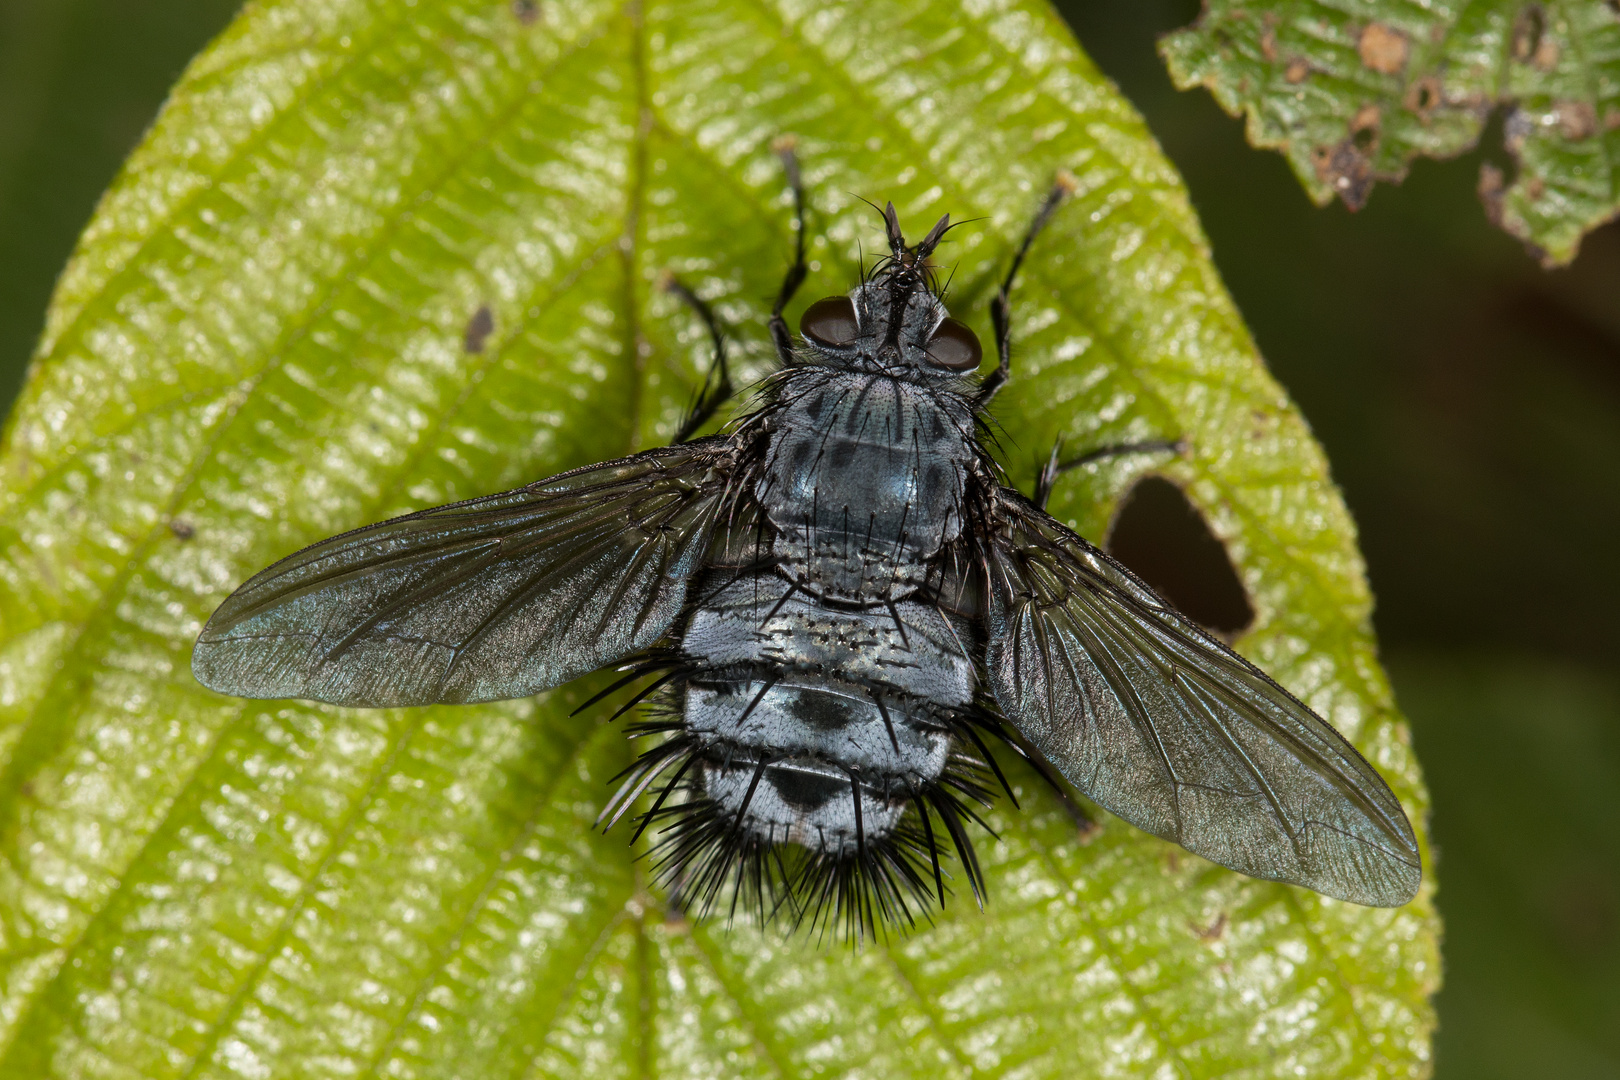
[801,296,859,347]
[925,317,982,371]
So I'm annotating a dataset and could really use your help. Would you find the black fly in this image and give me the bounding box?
[193,150,1421,940]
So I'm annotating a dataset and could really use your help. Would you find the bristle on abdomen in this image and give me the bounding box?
[595,652,1013,942]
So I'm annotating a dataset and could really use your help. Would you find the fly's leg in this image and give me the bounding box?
[666,274,731,445]
[1032,438,1185,511]
[975,172,1078,412]
[669,138,808,443]
[768,137,810,365]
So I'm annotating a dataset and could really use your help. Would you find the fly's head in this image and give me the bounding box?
[796,203,983,379]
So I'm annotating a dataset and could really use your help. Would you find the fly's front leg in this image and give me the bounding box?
[669,138,808,442]
[665,274,732,445]
[1032,438,1185,511]
[975,172,1077,412]
[768,137,809,365]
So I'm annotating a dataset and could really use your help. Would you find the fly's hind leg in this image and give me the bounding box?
[975,172,1078,411]
[768,137,810,365]
[1032,438,1185,511]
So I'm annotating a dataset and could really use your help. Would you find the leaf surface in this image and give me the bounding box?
[0,0,1438,1076]
[1161,0,1620,264]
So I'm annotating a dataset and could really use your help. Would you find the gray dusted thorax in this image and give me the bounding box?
[757,369,976,599]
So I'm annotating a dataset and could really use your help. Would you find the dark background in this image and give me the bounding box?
[1,1,1615,1075]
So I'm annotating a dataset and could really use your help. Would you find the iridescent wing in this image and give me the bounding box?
[981,489,1421,906]
[193,438,738,707]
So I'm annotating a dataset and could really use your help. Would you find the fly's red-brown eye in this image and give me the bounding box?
[925,317,982,371]
[801,296,859,347]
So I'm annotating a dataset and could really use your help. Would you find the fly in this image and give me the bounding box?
[193,147,1421,939]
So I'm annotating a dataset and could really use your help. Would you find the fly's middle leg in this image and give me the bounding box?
[1032,437,1185,511]
[974,171,1078,412]
[664,274,733,445]
[768,136,810,365]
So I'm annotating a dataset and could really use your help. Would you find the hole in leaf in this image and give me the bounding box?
[1105,476,1255,640]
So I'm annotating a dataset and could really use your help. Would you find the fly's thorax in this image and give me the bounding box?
[756,370,976,600]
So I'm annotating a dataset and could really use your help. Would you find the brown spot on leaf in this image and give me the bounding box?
[1526,176,1546,201]
[1556,100,1598,139]
[1260,14,1278,61]
[1285,57,1311,83]
[1512,6,1545,62]
[1406,75,1443,118]
[1191,912,1230,942]
[1350,103,1383,154]
[512,0,540,23]
[1534,38,1561,70]
[463,304,495,353]
[1314,139,1375,209]
[1358,22,1409,75]
[169,519,195,541]
[1608,109,1620,131]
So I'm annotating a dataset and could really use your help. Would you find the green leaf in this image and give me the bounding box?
[0,0,1438,1076]
[1160,0,1620,265]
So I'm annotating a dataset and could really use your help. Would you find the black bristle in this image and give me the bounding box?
[611,735,991,941]
[570,658,669,717]
[928,785,987,909]
[577,635,1008,943]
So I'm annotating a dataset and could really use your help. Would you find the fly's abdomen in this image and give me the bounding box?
[615,565,994,935]
[678,571,972,840]
[681,577,976,704]
[685,678,946,850]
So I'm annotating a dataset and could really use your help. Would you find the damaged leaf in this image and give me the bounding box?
[1161,1,1620,265]
[0,0,1438,1076]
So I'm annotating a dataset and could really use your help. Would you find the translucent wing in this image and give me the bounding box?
[193,439,738,707]
[982,489,1421,906]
